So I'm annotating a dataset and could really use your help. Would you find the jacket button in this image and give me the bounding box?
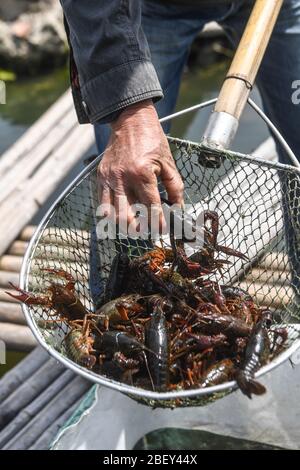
[82,100,89,115]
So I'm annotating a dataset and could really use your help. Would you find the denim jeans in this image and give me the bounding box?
[92,0,300,301]
[94,0,300,161]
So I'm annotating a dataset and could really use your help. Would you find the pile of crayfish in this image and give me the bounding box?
[7,211,287,399]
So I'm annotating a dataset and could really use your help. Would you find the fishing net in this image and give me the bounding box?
[21,136,300,408]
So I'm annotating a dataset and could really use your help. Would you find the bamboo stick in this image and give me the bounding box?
[0,125,94,256]
[0,302,26,325]
[19,226,36,241]
[0,288,22,303]
[0,323,36,352]
[0,358,66,430]
[238,282,293,309]
[8,241,28,257]
[0,271,19,287]
[4,376,91,450]
[0,90,73,177]
[31,259,89,278]
[246,268,290,286]
[29,228,90,247]
[0,108,77,205]
[7,237,89,260]
[4,231,67,261]
[0,256,22,272]
[0,252,88,277]
[34,244,90,262]
[0,267,89,293]
[0,347,48,403]
[260,253,289,272]
[215,0,284,120]
[0,258,90,286]
[0,369,75,448]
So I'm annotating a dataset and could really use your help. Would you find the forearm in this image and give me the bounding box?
[60,0,163,123]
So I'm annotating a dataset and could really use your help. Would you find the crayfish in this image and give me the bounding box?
[7,268,90,322]
[9,209,287,399]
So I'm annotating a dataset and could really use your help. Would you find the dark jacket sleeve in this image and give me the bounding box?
[60,0,163,124]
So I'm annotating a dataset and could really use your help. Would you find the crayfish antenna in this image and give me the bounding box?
[42,268,76,286]
[6,282,48,306]
[142,344,159,357]
[142,351,155,391]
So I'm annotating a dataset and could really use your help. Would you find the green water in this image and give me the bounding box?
[0,67,69,154]
[0,351,27,378]
[0,60,269,156]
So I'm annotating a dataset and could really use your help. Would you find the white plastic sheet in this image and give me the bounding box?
[52,349,300,450]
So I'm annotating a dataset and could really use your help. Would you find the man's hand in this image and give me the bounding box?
[97,99,184,233]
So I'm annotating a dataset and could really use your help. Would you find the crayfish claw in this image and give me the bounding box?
[43,268,75,281]
[42,268,76,291]
[236,372,266,399]
[6,283,46,305]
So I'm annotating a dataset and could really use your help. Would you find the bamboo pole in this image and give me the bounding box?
[0,302,26,325]
[0,108,77,205]
[33,244,90,262]
[0,267,88,294]
[260,253,289,272]
[0,358,66,430]
[30,259,89,278]
[215,0,284,120]
[0,347,48,403]
[246,268,290,286]
[0,90,73,177]
[28,227,89,247]
[0,289,22,303]
[19,226,37,241]
[238,282,292,309]
[1,274,90,297]
[0,271,19,287]
[4,376,91,450]
[0,323,36,352]
[0,124,94,256]
[0,256,22,272]
[8,241,28,257]
[0,369,75,448]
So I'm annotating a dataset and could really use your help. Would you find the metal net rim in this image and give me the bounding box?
[19,136,300,403]
[168,136,300,175]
